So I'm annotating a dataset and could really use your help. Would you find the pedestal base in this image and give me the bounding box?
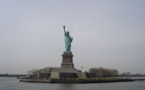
[61,52,74,68]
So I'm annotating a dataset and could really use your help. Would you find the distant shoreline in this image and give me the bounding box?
[0,74,27,77]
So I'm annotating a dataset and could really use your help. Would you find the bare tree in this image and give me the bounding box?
[89,67,119,77]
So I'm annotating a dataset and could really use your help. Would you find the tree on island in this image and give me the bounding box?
[89,67,119,77]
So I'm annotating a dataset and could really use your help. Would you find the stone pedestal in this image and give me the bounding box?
[61,52,74,68]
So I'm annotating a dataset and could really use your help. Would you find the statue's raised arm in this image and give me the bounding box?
[63,25,66,34]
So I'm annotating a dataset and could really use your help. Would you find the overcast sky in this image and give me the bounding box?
[0,0,145,74]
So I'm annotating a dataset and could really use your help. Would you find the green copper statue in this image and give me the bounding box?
[63,26,73,52]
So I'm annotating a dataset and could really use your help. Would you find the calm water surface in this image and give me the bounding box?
[0,77,145,90]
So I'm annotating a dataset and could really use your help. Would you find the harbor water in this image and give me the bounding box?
[0,77,145,90]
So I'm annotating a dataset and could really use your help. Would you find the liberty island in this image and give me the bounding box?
[19,26,137,83]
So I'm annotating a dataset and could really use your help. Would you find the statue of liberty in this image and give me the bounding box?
[63,26,73,52]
